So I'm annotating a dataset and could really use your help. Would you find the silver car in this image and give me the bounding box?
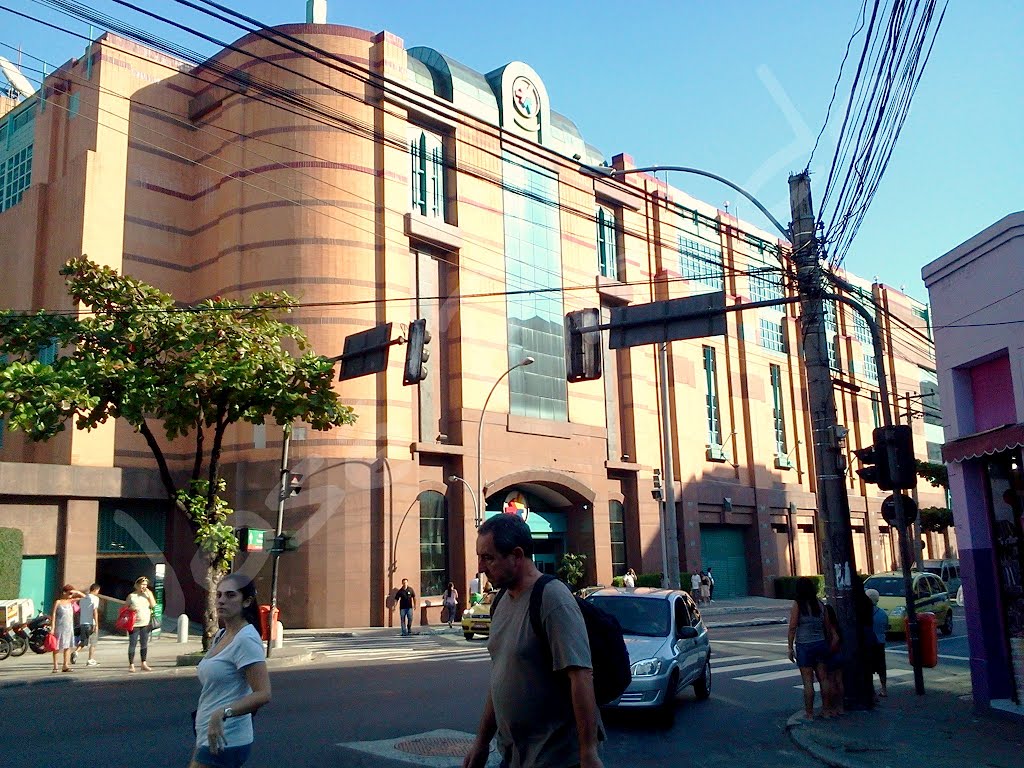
[586,587,711,710]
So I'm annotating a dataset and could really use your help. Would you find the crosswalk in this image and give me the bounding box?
[290,635,915,689]
[287,634,491,666]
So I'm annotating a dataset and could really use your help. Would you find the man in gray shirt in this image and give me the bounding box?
[463,514,604,768]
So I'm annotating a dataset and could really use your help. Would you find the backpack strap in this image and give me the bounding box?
[528,574,555,654]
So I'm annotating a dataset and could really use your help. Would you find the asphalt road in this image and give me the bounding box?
[9,613,971,767]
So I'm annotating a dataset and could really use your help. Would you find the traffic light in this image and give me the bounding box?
[652,469,663,501]
[564,308,602,382]
[267,532,300,554]
[284,472,304,498]
[403,318,431,385]
[854,425,918,491]
[854,435,892,490]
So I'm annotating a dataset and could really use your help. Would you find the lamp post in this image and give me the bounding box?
[447,474,480,528]
[477,357,534,524]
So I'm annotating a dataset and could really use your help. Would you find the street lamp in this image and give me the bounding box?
[477,357,535,525]
[447,474,480,528]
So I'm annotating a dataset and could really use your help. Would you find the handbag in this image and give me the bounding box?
[149,613,159,631]
[43,632,58,652]
[115,606,136,632]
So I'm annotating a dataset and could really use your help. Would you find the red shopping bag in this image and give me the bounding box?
[43,632,58,652]
[115,606,136,632]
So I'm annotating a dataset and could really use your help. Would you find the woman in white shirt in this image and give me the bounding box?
[190,573,271,768]
[126,576,157,672]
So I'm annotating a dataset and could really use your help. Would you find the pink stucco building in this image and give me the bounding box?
[923,211,1024,716]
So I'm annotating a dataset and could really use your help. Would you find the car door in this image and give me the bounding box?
[673,595,701,684]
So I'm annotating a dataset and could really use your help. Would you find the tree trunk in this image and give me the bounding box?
[201,555,223,651]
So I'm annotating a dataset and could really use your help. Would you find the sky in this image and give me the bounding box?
[2,0,1021,303]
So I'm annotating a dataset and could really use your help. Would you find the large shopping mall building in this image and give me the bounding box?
[0,10,950,628]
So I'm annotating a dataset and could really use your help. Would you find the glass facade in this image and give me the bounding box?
[703,346,722,446]
[679,236,724,291]
[503,153,568,421]
[409,126,445,220]
[596,204,618,280]
[748,257,785,304]
[0,102,35,213]
[759,317,786,353]
[419,490,447,597]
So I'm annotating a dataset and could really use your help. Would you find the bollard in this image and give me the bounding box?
[273,621,284,649]
[177,614,189,644]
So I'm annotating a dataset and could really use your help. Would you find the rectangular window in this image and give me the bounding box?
[860,353,878,383]
[759,317,786,354]
[503,154,568,421]
[596,204,619,280]
[37,339,58,365]
[870,393,881,429]
[0,144,33,212]
[770,364,788,458]
[748,257,785,303]
[678,236,723,291]
[852,310,872,347]
[609,500,626,577]
[913,305,932,340]
[408,126,445,220]
[68,92,80,118]
[703,346,722,446]
[419,491,448,597]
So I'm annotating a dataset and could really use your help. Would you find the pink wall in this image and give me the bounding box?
[970,356,1016,431]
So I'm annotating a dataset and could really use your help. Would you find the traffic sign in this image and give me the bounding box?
[609,291,726,349]
[881,493,918,527]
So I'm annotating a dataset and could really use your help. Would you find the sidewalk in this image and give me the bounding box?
[0,628,313,689]
[786,666,1024,768]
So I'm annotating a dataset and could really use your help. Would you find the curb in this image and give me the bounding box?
[785,712,858,768]
[705,617,789,629]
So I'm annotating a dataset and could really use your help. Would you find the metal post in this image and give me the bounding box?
[906,393,925,567]
[267,424,291,658]
[657,342,681,589]
[788,172,871,710]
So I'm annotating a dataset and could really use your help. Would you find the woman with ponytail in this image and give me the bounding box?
[189,573,271,767]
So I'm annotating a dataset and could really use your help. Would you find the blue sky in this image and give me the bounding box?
[3,1,1021,302]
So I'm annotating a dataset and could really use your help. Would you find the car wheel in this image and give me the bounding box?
[464,632,474,641]
[693,658,712,700]
[662,671,679,709]
[941,610,953,636]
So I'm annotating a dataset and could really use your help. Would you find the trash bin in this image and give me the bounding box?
[907,611,938,668]
[258,605,280,641]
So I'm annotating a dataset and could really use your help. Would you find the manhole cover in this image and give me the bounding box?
[395,736,476,757]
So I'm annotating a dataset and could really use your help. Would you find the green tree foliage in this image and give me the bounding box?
[915,460,949,490]
[920,506,954,533]
[0,257,356,646]
[557,552,587,591]
[0,527,24,600]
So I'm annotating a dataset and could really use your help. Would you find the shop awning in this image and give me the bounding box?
[941,422,1024,463]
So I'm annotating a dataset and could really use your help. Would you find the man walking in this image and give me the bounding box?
[463,514,604,768]
[396,578,417,636]
[707,567,715,602]
[73,583,101,666]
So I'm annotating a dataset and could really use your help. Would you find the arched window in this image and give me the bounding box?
[419,490,448,596]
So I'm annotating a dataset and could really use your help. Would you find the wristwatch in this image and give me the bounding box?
[223,707,234,720]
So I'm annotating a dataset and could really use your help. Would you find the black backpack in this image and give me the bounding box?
[493,574,631,705]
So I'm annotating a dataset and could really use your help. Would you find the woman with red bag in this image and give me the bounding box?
[50,584,85,673]
[124,576,157,672]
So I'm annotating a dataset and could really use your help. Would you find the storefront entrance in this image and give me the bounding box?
[484,488,566,574]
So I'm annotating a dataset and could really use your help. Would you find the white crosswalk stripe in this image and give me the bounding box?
[793,669,913,690]
[288,634,493,665]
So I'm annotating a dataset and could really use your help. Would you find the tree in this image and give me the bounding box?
[557,552,587,592]
[0,257,356,647]
[915,460,948,490]
[919,506,954,534]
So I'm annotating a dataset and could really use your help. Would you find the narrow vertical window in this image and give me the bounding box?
[419,490,447,596]
[703,346,722,447]
[596,204,618,280]
[609,500,626,577]
[770,364,788,459]
[408,127,445,220]
[870,393,882,430]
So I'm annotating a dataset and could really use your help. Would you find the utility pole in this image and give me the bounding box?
[657,342,681,589]
[789,172,872,710]
[267,423,292,658]
[905,392,925,566]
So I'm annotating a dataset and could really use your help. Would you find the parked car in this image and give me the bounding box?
[920,559,961,596]
[462,591,495,640]
[585,587,711,711]
[863,571,954,636]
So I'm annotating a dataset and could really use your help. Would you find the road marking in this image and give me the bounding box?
[710,655,762,665]
[792,669,914,690]
[737,668,802,682]
[713,658,792,673]
[713,639,788,647]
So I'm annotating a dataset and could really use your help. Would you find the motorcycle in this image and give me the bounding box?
[0,623,28,657]
[25,613,52,655]
[0,633,9,661]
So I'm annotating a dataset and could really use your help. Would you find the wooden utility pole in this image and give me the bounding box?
[789,172,872,710]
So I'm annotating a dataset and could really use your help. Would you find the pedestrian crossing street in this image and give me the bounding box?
[289,635,914,688]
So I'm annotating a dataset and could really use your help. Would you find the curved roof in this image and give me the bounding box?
[407,47,498,123]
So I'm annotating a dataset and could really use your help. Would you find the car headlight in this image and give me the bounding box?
[631,658,662,677]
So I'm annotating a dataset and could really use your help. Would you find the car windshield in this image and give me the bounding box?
[588,596,670,637]
[865,577,905,597]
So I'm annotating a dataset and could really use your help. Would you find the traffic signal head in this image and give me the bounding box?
[285,472,304,498]
[854,439,892,490]
[403,318,431,385]
[652,468,663,501]
[887,424,918,490]
[564,308,602,382]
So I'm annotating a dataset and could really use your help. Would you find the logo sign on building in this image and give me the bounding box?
[503,491,530,523]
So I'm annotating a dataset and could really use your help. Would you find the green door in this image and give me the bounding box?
[700,527,748,599]
[19,556,57,618]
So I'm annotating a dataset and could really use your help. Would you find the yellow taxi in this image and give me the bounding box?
[461,591,495,640]
[863,570,954,636]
